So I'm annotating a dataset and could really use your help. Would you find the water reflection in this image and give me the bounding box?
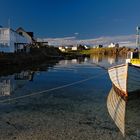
[58,57,86,65]
[0,71,34,96]
[107,86,140,138]
[107,87,126,136]
[14,71,34,81]
[90,54,124,66]
[0,78,12,96]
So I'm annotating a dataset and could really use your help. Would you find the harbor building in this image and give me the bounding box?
[108,43,119,48]
[0,26,32,53]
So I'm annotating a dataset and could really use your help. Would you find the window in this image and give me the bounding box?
[19,32,23,36]
[0,30,4,35]
[0,42,9,47]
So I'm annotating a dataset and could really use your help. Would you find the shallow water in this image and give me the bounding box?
[0,56,139,140]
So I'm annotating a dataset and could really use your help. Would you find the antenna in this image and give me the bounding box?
[8,18,11,28]
[136,26,140,49]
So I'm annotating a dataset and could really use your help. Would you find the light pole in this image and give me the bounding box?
[136,26,140,49]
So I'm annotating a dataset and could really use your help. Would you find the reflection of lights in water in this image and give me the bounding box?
[14,71,34,81]
[107,87,140,138]
[71,59,77,64]
[108,57,115,65]
[84,57,88,62]
[58,59,79,65]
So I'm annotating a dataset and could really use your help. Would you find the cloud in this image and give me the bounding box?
[74,32,79,35]
[38,34,137,48]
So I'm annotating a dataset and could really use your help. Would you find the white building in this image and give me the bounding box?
[84,45,90,49]
[59,46,66,52]
[71,46,78,51]
[108,43,119,48]
[0,27,32,53]
[16,27,33,44]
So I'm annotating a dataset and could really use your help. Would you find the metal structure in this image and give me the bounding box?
[136,26,140,48]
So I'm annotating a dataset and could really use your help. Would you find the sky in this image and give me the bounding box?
[0,0,140,40]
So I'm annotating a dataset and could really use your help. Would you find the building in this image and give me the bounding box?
[71,46,78,51]
[58,46,66,52]
[16,27,33,43]
[84,45,90,50]
[36,38,48,48]
[58,45,73,52]
[93,45,103,48]
[108,43,119,48]
[0,26,32,53]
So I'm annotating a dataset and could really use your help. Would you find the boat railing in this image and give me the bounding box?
[126,51,140,65]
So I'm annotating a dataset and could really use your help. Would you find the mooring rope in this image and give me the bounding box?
[91,62,108,70]
[0,72,107,104]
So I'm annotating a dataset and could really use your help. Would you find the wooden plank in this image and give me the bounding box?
[108,64,127,93]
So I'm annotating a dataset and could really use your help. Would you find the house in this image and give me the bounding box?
[108,43,119,48]
[36,38,48,48]
[58,45,73,52]
[72,46,78,51]
[71,44,86,51]
[16,27,33,43]
[0,26,32,53]
[94,45,103,48]
[84,45,90,50]
[58,46,66,52]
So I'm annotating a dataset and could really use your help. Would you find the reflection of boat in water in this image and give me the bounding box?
[107,87,126,136]
[108,27,140,97]
[107,87,140,138]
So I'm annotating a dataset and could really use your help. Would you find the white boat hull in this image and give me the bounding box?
[108,63,140,95]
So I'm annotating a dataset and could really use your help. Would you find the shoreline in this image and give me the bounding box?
[80,47,134,56]
[0,47,89,76]
[0,46,131,73]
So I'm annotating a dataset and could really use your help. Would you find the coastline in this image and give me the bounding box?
[80,47,133,56]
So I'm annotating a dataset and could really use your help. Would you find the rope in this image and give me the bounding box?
[0,72,106,104]
[91,62,108,70]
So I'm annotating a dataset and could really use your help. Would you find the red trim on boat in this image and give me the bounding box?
[112,84,128,101]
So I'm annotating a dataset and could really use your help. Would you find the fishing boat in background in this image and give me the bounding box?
[108,26,140,97]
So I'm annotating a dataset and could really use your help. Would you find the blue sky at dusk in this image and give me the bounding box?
[0,0,140,39]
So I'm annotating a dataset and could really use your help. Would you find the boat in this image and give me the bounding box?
[108,26,140,97]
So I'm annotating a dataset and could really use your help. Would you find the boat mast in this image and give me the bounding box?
[136,26,140,49]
